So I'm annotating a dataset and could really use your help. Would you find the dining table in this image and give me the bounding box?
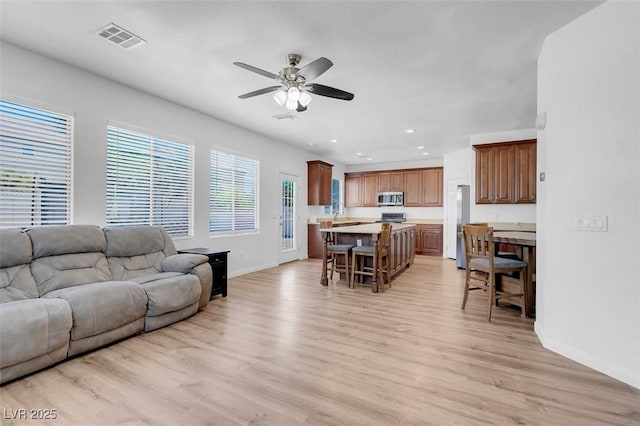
[492,231,536,317]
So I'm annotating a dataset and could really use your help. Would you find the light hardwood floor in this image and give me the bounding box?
[1,256,638,425]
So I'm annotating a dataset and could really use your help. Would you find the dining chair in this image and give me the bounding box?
[350,222,392,291]
[461,224,527,320]
[319,220,355,284]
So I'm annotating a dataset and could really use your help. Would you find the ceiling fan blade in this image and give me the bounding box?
[233,62,279,80]
[298,57,333,81]
[238,86,281,99]
[307,84,354,101]
[296,102,307,113]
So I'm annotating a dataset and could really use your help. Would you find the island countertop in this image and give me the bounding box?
[319,223,416,234]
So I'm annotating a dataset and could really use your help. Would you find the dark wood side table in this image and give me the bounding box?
[177,248,230,299]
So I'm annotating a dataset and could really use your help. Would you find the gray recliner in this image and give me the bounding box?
[0,229,73,383]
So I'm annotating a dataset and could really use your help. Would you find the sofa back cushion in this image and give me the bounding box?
[0,228,39,302]
[27,225,112,295]
[103,226,177,280]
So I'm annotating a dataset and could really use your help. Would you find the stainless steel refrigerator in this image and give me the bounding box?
[455,185,470,269]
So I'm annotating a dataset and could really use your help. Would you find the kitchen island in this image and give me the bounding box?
[319,223,416,292]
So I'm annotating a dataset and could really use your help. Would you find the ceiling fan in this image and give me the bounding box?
[234,54,354,113]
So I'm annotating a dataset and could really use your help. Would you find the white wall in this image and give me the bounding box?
[536,1,640,388]
[0,42,337,277]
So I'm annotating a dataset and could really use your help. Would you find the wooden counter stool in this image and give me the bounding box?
[350,222,392,291]
[461,224,528,320]
[319,220,355,284]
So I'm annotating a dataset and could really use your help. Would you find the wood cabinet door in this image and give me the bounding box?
[493,144,515,204]
[378,172,391,192]
[307,160,333,205]
[515,142,537,203]
[403,170,422,206]
[475,147,493,204]
[345,174,362,207]
[361,173,378,207]
[416,225,443,256]
[422,168,443,207]
[319,163,333,205]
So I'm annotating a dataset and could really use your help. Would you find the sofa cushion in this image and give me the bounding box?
[161,254,209,273]
[31,253,112,295]
[28,225,106,258]
[44,281,147,341]
[0,228,33,268]
[0,298,72,370]
[103,226,175,257]
[0,229,39,303]
[140,274,201,317]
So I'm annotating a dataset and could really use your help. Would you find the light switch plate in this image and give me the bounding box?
[576,215,608,232]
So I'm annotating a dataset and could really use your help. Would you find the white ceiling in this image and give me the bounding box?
[0,1,601,165]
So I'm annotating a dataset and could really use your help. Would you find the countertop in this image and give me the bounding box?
[314,217,443,225]
[319,223,416,234]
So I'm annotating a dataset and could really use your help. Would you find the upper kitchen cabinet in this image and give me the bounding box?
[514,142,537,203]
[404,167,443,207]
[307,160,333,205]
[473,140,536,204]
[378,171,403,192]
[345,173,378,207]
[345,174,362,207]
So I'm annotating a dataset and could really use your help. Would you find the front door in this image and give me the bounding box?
[279,173,299,264]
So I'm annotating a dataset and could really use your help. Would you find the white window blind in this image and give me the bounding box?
[210,150,259,234]
[106,126,193,237]
[0,99,72,228]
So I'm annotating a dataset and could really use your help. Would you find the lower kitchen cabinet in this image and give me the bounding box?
[415,224,443,256]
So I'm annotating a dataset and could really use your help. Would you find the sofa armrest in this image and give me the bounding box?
[161,254,208,273]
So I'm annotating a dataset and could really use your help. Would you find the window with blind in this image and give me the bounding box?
[106,126,193,237]
[210,150,259,234]
[0,99,72,228]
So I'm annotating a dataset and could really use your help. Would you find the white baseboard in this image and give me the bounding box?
[535,321,640,390]
[228,262,278,279]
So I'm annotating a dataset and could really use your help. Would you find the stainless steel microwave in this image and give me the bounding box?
[377,191,404,206]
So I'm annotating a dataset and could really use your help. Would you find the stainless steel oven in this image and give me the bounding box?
[377,191,404,206]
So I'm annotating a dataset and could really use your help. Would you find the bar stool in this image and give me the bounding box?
[319,220,355,284]
[350,222,392,291]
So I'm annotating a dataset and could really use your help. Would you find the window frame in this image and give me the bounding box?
[209,147,260,237]
[105,123,194,238]
[0,98,74,228]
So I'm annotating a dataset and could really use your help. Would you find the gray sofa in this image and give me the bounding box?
[0,225,212,384]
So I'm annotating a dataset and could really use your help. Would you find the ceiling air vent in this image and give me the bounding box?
[97,23,146,50]
[273,113,300,120]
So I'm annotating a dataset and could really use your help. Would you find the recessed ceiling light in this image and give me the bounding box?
[417,146,424,150]
[356,152,363,156]
[405,129,415,134]
[366,157,373,160]
[422,152,429,156]
[330,139,338,143]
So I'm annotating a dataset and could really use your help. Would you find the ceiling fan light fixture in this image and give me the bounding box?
[287,87,301,102]
[285,99,298,111]
[299,91,312,107]
[273,90,287,106]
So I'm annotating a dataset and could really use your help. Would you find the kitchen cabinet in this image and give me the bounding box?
[344,173,379,207]
[345,167,443,208]
[474,140,536,204]
[378,171,403,191]
[345,174,362,207]
[514,142,537,203]
[307,223,324,259]
[404,167,443,207]
[415,224,443,256]
[361,173,378,207]
[307,160,333,205]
